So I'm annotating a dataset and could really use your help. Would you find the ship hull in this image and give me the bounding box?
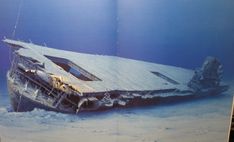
[7,72,228,114]
[3,39,229,114]
[7,75,59,112]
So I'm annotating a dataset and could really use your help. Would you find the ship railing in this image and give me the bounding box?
[15,70,78,108]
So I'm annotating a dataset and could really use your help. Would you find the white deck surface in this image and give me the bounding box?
[4,39,194,93]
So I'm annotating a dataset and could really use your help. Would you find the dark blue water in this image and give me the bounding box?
[0,0,234,94]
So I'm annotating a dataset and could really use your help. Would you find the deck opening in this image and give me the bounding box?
[45,55,101,81]
[151,71,179,85]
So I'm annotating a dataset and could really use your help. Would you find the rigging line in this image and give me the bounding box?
[9,0,23,62]
[12,0,23,38]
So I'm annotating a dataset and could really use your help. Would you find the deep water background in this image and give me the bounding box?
[0,0,234,96]
[0,2,234,142]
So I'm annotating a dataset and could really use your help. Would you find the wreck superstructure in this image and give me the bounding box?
[3,39,229,114]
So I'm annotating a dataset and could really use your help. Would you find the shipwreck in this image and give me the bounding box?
[3,39,229,114]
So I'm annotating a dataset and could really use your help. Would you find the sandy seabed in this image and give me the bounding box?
[0,80,233,142]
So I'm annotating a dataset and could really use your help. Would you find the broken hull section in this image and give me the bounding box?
[3,39,229,114]
[7,73,228,114]
[7,66,227,114]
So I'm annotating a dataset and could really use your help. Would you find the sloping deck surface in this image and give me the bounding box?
[4,39,193,93]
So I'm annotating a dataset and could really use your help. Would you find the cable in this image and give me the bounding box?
[12,0,23,38]
[9,0,24,62]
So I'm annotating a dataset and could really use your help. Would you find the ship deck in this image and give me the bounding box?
[4,39,194,94]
